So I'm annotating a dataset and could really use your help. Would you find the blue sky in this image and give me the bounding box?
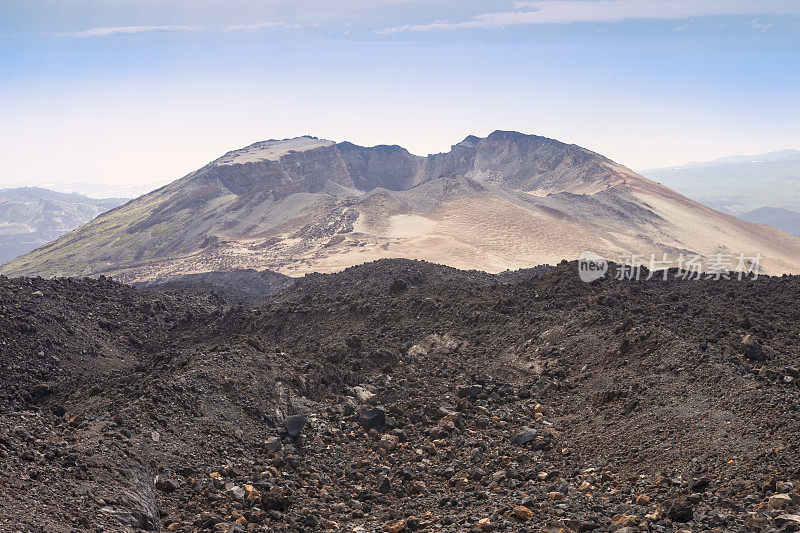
[1,0,799,196]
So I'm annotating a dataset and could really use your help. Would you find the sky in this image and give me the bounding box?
[1,0,800,197]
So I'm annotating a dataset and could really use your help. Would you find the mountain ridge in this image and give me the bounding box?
[3,131,800,280]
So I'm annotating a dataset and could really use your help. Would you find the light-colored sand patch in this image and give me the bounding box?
[386,214,438,238]
[216,137,335,165]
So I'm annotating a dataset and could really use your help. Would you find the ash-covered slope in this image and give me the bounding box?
[4,131,800,280]
[3,259,800,531]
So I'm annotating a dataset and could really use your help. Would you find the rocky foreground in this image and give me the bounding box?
[2,259,800,532]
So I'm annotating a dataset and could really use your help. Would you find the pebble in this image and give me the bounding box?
[226,485,245,501]
[511,428,537,446]
[384,519,406,533]
[353,386,376,403]
[769,494,793,509]
[156,477,180,492]
[666,501,694,523]
[377,474,391,494]
[284,415,307,437]
[264,436,282,453]
[358,407,386,429]
[379,434,399,451]
[742,334,766,361]
[513,505,533,521]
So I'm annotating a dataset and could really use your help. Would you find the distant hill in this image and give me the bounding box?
[643,150,800,214]
[739,206,800,236]
[677,149,800,168]
[4,132,800,279]
[0,187,127,264]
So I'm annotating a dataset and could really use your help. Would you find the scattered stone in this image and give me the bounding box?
[226,485,246,501]
[690,477,710,492]
[156,477,180,492]
[377,474,392,494]
[476,517,493,530]
[769,493,793,509]
[321,519,339,530]
[742,334,766,361]
[384,519,406,533]
[358,407,386,429]
[264,436,282,453]
[667,501,694,523]
[243,484,260,500]
[511,427,537,446]
[353,386,376,403]
[379,434,399,451]
[284,415,307,437]
[513,505,533,521]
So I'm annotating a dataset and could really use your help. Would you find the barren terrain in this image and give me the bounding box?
[3,259,800,532]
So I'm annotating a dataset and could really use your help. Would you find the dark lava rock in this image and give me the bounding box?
[742,334,765,361]
[468,385,484,398]
[377,474,391,493]
[690,477,711,493]
[358,407,386,429]
[5,259,800,532]
[156,477,180,492]
[511,428,538,446]
[284,415,307,437]
[667,501,694,523]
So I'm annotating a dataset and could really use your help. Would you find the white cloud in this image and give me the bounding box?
[57,21,310,38]
[63,25,203,38]
[378,0,800,33]
[749,18,775,32]
[223,21,305,31]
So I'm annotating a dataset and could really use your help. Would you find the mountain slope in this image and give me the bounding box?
[4,131,800,280]
[0,187,127,264]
